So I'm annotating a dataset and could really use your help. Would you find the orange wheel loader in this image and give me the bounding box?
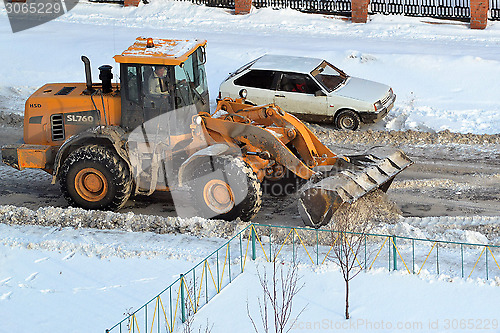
[1,37,412,228]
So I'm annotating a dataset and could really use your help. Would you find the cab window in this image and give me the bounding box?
[125,65,140,103]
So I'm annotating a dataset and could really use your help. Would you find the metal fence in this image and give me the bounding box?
[176,0,500,21]
[106,223,500,333]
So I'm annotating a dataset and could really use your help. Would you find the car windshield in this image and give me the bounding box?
[311,61,348,92]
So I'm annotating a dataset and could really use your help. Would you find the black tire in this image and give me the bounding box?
[189,156,262,221]
[59,145,132,211]
[335,110,360,131]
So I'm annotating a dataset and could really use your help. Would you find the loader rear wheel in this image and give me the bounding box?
[60,145,132,211]
[335,110,360,131]
[190,156,262,221]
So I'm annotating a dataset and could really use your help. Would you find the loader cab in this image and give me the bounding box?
[114,38,209,132]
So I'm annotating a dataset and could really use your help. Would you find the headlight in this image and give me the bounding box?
[239,89,248,99]
[374,101,383,111]
[195,116,203,125]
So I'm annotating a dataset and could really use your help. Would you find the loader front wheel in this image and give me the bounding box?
[60,145,132,211]
[190,156,262,221]
[335,110,360,131]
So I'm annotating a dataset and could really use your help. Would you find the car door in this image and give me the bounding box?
[273,72,327,119]
[233,70,278,105]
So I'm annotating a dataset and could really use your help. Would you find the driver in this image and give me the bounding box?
[148,66,170,96]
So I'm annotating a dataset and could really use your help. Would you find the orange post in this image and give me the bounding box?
[235,0,252,14]
[124,0,141,7]
[351,0,370,23]
[470,0,488,29]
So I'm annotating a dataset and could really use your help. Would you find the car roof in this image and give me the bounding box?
[249,54,324,74]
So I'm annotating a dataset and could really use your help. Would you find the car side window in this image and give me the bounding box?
[278,73,320,95]
[234,70,276,90]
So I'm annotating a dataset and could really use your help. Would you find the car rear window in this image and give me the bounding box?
[234,70,276,90]
[225,57,261,81]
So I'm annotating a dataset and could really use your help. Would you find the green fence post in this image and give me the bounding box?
[436,243,439,275]
[180,274,186,323]
[486,246,489,280]
[216,250,220,293]
[251,226,256,261]
[205,261,208,304]
[269,227,273,262]
[412,239,415,274]
[392,236,397,271]
[193,269,197,312]
[317,229,320,265]
[388,236,391,271]
[169,287,173,331]
[228,243,232,283]
[461,244,464,278]
[239,234,243,273]
[364,234,367,270]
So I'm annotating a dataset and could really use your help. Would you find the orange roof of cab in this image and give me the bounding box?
[113,37,207,66]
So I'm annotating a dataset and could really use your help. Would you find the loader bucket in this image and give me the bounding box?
[298,147,413,228]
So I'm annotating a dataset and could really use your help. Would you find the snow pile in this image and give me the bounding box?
[0,205,249,239]
[374,215,500,245]
[310,125,500,146]
[0,222,227,261]
[0,111,23,128]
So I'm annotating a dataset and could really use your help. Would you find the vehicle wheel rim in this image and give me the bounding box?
[75,168,108,202]
[340,116,354,129]
[203,179,235,214]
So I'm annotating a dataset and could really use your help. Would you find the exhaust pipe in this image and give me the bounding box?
[98,65,113,94]
[81,56,94,95]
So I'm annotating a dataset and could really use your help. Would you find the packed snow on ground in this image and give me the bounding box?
[0,0,500,134]
[1,222,500,333]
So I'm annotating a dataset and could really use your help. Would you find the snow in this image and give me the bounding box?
[0,0,499,134]
[1,2,500,332]
[2,222,500,333]
[192,261,500,332]
[116,37,202,59]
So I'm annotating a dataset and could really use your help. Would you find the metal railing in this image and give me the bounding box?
[105,224,254,333]
[106,223,500,333]
[175,0,499,21]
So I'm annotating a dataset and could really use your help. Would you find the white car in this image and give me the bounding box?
[218,54,395,130]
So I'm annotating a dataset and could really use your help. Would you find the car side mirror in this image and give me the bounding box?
[315,90,326,97]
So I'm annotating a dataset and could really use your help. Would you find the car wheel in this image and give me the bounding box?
[335,110,360,131]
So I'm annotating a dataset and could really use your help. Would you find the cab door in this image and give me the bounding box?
[273,72,327,120]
